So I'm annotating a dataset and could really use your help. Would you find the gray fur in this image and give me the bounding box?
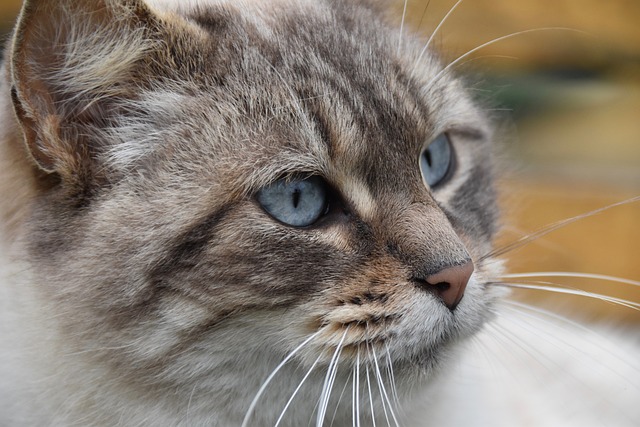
[1,1,636,426]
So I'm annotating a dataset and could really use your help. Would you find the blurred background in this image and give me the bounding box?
[391,0,640,323]
[1,0,638,323]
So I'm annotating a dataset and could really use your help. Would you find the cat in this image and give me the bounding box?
[0,0,637,426]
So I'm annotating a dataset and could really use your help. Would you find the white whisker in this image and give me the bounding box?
[356,348,361,427]
[307,394,322,427]
[481,321,536,381]
[485,321,560,377]
[241,331,320,427]
[467,332,503,379]
[491,282,640,310]
[501,272,640,287]
[494,315,615,400]
[352,362,356,427]
[427,27,584,90]
[493,306,640,404]
[490,318,587,394]
[481,196,640,261]
[372,364,391,426]
[416,0,464,64]
[456,54,520,69]
[366,364,377,427]
[503,300,603,337]
[274,354,323,427]
[501,301,640,381]
[385,344,401,407]
[416,0,432,33]
[397,0,408,55]
[371,345,400,427]
[329,369,353,427]
[317,328,349,427]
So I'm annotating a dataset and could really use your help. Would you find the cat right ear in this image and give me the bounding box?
[9,0,160,177]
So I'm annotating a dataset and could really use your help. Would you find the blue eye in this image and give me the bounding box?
[420,133,453,187]
[257,176,328,227]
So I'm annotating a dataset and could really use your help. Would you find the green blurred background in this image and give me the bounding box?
[1,0,638,322]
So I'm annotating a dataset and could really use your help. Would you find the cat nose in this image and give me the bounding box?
[416,260,474,310]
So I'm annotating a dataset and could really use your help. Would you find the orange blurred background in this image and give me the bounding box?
[401,0,640,323]
[1,0,638,323]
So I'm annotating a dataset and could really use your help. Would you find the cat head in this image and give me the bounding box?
[5,0,503,420]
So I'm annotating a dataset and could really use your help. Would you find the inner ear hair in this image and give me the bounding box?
[9,0,160,178]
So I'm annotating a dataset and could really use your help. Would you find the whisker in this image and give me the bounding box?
[489,313,614,398]
[501,272,640,287]
[481,321,543,381]
[317,328,349,427]
[490,282,640,310]
[385,344,401,407]
[457,54,520,68]
[307,394,322,427]
[501,300,640,380]
[494,305,640,404]
[467,332,504,379]
[503,300,606,337]
[356,348,361,427]
[397,0,408,54]
[481,196,640,261]
[274,354,323,427]
[329,369,353,427]
[371,345,400,427]
[416,0,432,33]
[370,349,390,427]
[426,27,585,91]
[315,358,332,426]
[485,320,559,375]
[474,310,640,422]
[365,364,377,427]
[352,362,356,427]
[416,0,464,64]
[241,331,320,427]
[496,306,587,360]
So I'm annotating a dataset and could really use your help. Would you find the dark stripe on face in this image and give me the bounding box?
[150,206,231,280]
[296,53,432,196]
[294,86,335,158]
[445,164,498,240]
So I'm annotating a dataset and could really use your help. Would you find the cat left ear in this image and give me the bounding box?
[9,0,161,179]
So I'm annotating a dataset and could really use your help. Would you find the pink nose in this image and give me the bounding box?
[423,261,474,310]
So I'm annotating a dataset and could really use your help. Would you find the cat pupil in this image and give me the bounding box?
[424,150,433,168]
[292,189,301,208]
[257,176,327,227]
[420,133,453,188]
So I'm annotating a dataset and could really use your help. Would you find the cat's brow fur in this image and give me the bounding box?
[0,0,637,426]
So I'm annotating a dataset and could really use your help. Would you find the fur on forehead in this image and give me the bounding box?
[12,0,485,203]
[104,0,410,189]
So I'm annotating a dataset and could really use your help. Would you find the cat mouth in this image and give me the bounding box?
[303,314,395,359]
[307,313,452,365]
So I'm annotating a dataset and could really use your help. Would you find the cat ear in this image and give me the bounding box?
[9,0,160,177]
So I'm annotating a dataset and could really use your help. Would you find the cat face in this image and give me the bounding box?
[5,0,503,422]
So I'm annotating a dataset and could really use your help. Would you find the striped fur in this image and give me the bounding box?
[0,0,593,426]
[4,1,638,426]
